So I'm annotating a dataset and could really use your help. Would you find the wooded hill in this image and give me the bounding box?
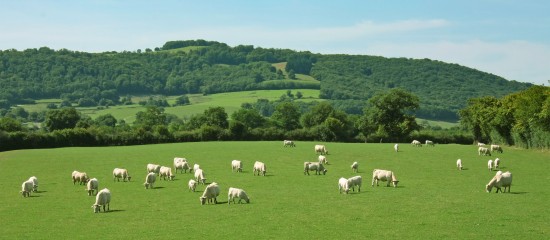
[0,40,532,121]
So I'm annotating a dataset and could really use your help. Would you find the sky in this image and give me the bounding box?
[1,0,549,85]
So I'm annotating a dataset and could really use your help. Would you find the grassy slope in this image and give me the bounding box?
[0,142,548,238]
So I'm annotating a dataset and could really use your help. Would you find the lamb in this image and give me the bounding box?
[159,166,175,181]
[488,160,493,171]
[318,155,328,165]
[490,144,503,153]
[351,162,359,173]
[113,168,131,182]
[146,163,161,175]
[478,147,491,156]
[253,161,267,176]
[200,182,220,205]
[188,179,197,192]
[92,188,111,213]
[347,176,362,192]
[304,162,327,175]
[28,176,38,192]
[456,159,463,170]
[86,178,99,196]
[231,160,243,172]
[144,172,156,189]
[394,144,399,152]
[227,187,250,204]
[486,171,512,193]
[372,169,399,188]
[194,168,206,184]
[314,144,328,155]
[338,177,350,194]
[494,158,500,169]
[20,179,34,197]
[283,140,296,147]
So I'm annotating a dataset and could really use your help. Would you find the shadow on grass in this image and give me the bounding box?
[35,191,47,193]
[108,209,125,213]
[508,192,528,195]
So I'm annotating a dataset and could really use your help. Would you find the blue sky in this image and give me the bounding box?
[1,0,548,85]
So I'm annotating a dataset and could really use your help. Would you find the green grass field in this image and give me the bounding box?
[0,142,548,238]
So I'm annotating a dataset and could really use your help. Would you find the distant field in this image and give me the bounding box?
[0,142,548,238]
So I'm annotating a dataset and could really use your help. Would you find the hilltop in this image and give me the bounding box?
[0,40,532,120]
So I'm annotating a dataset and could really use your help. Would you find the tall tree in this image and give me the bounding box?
[271,102,301,130]
[44,107,81,131]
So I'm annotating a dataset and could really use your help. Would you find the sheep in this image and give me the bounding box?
[72,171,89,185]
[86,178,99,196]
[425,140,434,147]
[494,158,500,169]
[173,157,187,166]
[347,176,362,192]
[92,188,111,213]
[28,176,38,192]
[193,164,200,173]
[144,172,156,189]
[394,144,399,152]
[146,163,161,175]
[456,159,463,170]
[411,140,422,147]
[175,160,191,174]
[113,168,131,182]
[372,169,399,188]
[351,162,359,173]
[20,179,33,197]
[228,187,250,204]
[314,144,328,155]
[478,147,491,156]
[477,142,486,147]
[338,177,350,194]
[200,182,220,205]
[194,168,206,184]
[486,171,512,193]
[283,140,296,147]
[490,144,503,153]
[488,160,493,171]
[231,160,243,172]
[159,166,175,181]
[188,179,197,192]
[318,155,328,165]
[304,162,327,175]
[253,161,267,176]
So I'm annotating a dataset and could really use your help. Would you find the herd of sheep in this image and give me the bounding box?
[19,140,512,213]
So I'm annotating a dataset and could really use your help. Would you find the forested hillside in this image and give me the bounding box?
[0,40,532,120]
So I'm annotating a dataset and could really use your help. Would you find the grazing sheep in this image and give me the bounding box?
[20,179,33,197]
[283,140,296,147]
[486,171,512,193]
[92,188,111,213]
[456,159,463,170]
[28,176,38,192]
[200,182,220,205]
[372,169,399,188]
[304,162,327,175]
[228,187,250,204]
[347,176,362,192]
[425,140,434,147]
[86,178,99,196]
[175,161,191,174]
[477,142,486,147]
[188,179,197,192]
[113,168,131,182]
[394,144,399,152]
[193,164,200,173]
[146,163,161,175]
[72,171,89,185]
[338,177,350,194]
[314,145,328,155]
[411,140,422,147]
[488,160,493,171]
[478,147,491,156]
[231,160,243,172]
[194,168,206,184]
[144,172,156,189]
[490,144,503,153]
[159,166,175,181]
[318,155,328,165]
[494,158,500,169]
[351,162,359,173]
[253,161,267,176]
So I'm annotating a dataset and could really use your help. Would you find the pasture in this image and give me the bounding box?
[0,142,548,238]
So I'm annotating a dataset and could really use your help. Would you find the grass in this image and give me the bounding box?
[0,142,548,238]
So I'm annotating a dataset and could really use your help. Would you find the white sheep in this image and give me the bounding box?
[200,182,220,205]
[231,160,243,172]
[113,168,131,182]
[351,162,359,173]
[144,172,156,189]
[253,161,267,176]
[372,169,399,188]
[159,166,175,181]
[456,159,463,170]
[394,144,399,152]
[20,179,33,197]
[425,140,434,147]
[490,144,503,153]
[194,168,206,184]
[92,188,111,213]
[494,158,500,169]
[347,176,362,192]
[86,178,99,196]
[314,144,328,155]
[338,177,350,194]
[486,171,512,193]
[188,179,197,192]
[146,163,161,175]
[28,176,38,192]
[318,155,328,165]
[175,161,191,173]
[228,187,250,204]
[488,160,493,171]
[411,140,422,147]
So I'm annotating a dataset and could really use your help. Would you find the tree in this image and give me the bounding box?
[44,107,81,131]
[231,108,266,129]
[287,69,296,80]
[175,95,190,105]
[203,107,228,129]
[0,117,23,132]
[271,102,301,130]
[458,96,500,142]
[362,89,420,140]
[134,106,167,130]
[95,114,118,127]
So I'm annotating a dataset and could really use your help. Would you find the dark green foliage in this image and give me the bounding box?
[43,107,81,131]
